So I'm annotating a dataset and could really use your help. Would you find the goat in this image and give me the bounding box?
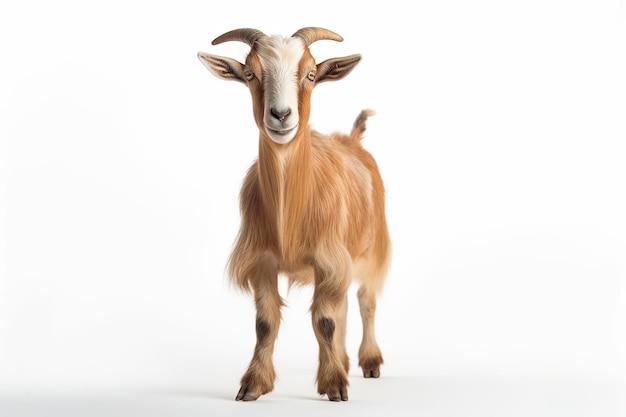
[197,27,391,402]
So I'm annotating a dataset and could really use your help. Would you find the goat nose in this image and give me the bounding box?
[270,107,291,122]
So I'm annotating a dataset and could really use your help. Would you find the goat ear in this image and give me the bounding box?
[197,52,247,84]
[315,54,362,84]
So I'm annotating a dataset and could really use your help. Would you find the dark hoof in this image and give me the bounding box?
[360,357,382,378]
[236,385,259,401]
[318,374,349,402]
[326,388,348,402]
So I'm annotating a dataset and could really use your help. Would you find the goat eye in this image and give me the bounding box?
[244,70,255,81]
[307,70,316,81]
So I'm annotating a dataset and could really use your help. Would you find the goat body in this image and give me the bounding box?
[198,27,390,402]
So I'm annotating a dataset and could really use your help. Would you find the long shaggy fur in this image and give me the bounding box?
[228,110,389,291]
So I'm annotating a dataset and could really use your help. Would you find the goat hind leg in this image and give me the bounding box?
[357,284,384,378]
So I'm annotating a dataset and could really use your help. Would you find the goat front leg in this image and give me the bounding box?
[236,253,282,401]
[336,294,350,373]
[311,251,352,401]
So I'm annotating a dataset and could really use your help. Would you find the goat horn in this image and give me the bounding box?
[291,27,343,46]
[212,28,267,46]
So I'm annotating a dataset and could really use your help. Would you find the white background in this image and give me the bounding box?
[1,0,625,416]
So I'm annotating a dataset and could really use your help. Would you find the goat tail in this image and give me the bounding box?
[350,109,376,142]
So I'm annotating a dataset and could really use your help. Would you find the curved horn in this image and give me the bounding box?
[291,27,343,46]
[212,28,267,46]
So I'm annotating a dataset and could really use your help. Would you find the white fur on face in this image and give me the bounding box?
[256,36,305,144]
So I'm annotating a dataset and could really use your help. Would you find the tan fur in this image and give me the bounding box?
[199,28,390,402]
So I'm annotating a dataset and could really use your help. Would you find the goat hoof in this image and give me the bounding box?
[319,377,349,402]
[360,357,382,378]
[326,388,348,402]
[236,385,259,401]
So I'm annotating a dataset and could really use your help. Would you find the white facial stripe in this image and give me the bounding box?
[256,36,305,143]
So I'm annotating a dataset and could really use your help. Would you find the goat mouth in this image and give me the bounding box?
[267,124,298,136]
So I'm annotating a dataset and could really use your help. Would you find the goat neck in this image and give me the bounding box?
[257,126,313,266]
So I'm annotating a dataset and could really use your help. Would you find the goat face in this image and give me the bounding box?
[198,28,362,145]
[249,36,308,144]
